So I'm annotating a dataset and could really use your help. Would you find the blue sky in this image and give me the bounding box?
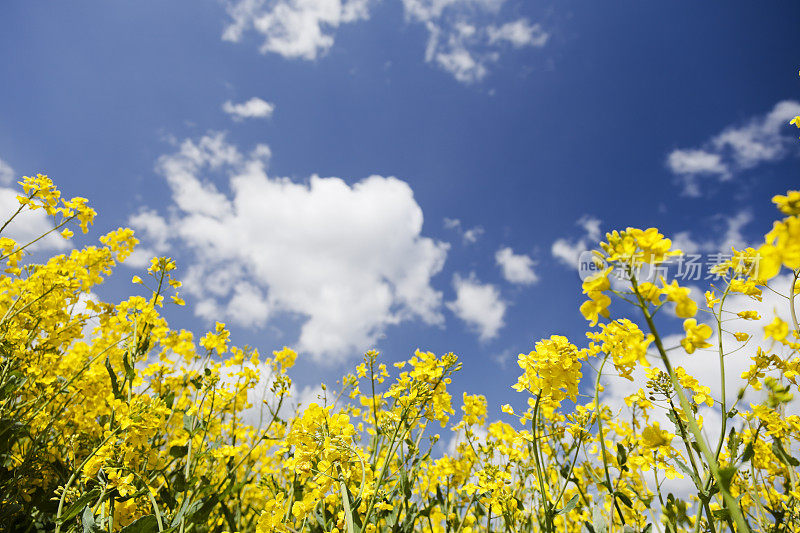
[1,1,799,414]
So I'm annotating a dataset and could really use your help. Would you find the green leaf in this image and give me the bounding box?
[169,445,188,458]
[170,498,203,528]
[312,506,327,528]
[339,479,356,533]
[726,427,739,458]
[772,439,800,467]
[386,503,401,527]
[57,488,101,523]
[741,440,754,463]
[615,491,633,508]
[592,506,608,533]
[0,418,29,453]
[718,466,738,492]
[122,352,135,384]
[556,494,579,515]
[172,471,192,493]
[82,506,102,533]
[616,443,627,466]
[690,441,702,457]
[435,486,445,506]
[673,458,701,487]
[119,515,159,533]
[712,508,730,520]
[105,357,122,400]
[183,414,196,434]
[163,390,175,409]
[400,470,412,499]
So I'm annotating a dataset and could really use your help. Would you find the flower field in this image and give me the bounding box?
[2,122,800,533]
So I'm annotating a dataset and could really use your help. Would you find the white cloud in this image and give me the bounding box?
[221,0,548,83]
[487,19,548,48]
[495,246,537,285]
[446,273,505,341]
[222,0,371,60]
[490,347,513,368]
[406,4,549,83]
[667,149,728,176]
[222,97,275,120]
[462,227,484,244]
[443,217,460,229]
[0,187,70,252]
[130,133,448,361]
[0,157,15,185]
[443,217,483,244]
[551,215,601,270]
[670,210,752,256]
[126,209,171,267]
[667,100,800,196]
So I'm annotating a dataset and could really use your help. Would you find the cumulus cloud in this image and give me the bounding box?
[221,0,548,83]
[667,100,800,196]
[487,19,548,48]
[551,215,601,269]
[670,210,753,256]
[403,0,549,83]
[126,209,172,267]
[443,217,483,244]
[0,157,15,185]
[222,97,275,120]
[447,273,505,341]
[222,0,371,60]
[129,132,448,361]
[495,246,537,285]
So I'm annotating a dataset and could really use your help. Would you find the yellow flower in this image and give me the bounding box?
[764,317,789,342]
[681,318,713,354]
[580,293,611,326]
[600,227,679,266]
[461,393,487,426]
[273,346,297,369]
[200,322,230,354]
[638,282,663,306]
[641,421,674,448]
[662,279,697,318]
[675,366,714,407]
[705,290,720,308]
[772,190,800,216]
[587,319,652,380]
[738,310,761,320]
[579,268,613,325]
[758,216,800,280]
[513,335,585,402]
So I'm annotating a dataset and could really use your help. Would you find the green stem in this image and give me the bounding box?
[54,429,120,533]
[630,275,750,532]
[592,354,626,529]
[531,394,553,533]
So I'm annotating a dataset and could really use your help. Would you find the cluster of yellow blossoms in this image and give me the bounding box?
[3,122,800,532]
